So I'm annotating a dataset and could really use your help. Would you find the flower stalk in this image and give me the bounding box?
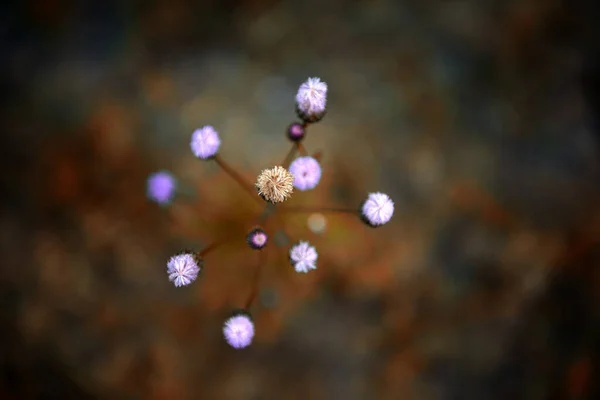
[148,76,395,349]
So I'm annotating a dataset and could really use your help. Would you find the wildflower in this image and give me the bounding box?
[289,156,322,191]
[360,192,394,227]
[255,166,294,204]
[289,241,318,273]
[166,252,202,287]
[287,122,305,142]
[295,77,327,123]
[246,227,268,250]
[190,125,221,159]
[223,311,255,349]
[146,171,177,205]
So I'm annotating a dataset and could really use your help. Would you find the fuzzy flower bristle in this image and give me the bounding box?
[255,166,294,204]
[289,156,322,191]
[223,311,255,349]
[360,192,394,227]
[289,241,318,273]
[190,125,221,159]
[246,227,268,250]
[295,77,327,122]
[166,252,202,287]
[147,171,177,205]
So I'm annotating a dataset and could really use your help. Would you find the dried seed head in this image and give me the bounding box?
[255,166,294,204]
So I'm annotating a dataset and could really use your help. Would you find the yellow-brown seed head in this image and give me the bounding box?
[255,166,294,203]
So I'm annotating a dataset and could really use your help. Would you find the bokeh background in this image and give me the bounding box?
[2,0,600,399]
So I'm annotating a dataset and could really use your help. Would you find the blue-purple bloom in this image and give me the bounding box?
[167,253,201,287]
[147,171,177,205]
[190,125,221,159]
[360,192,394,227]
[223,312,255,349]
[289,156,322,191]
[289,241,318,273]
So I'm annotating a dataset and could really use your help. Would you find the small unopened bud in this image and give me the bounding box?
[287,122,306,142]
[246,227,268,250]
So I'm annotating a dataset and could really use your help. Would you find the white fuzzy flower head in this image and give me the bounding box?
[166,253,202,287]
[289,156,322,191]
[223,313,255,349]
[295,77,327,122]
[361,192,394,227]
[289,241,318,273]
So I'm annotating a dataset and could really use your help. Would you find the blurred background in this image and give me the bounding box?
[2,0,600,398]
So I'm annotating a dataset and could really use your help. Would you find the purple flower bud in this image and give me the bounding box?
[289,241,318,273]
[167,252,202,287]
[190,126,221,159]
[287,122,305,142]
[147,171,177,205]
[246,227,268,250]
[295,77,327,123]
[223,311,255,349]
[360,192,394,227]
[289,156,322,191]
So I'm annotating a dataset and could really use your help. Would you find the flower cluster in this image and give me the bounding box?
[146,77,394,349]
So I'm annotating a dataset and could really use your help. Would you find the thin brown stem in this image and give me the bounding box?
[256,202,277,225]
[196,240,224,258]
[281,144,298,169]
[278,206,357,214]
[296,142,308,156]
[213,155,261,204]
[244,251,264,309]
